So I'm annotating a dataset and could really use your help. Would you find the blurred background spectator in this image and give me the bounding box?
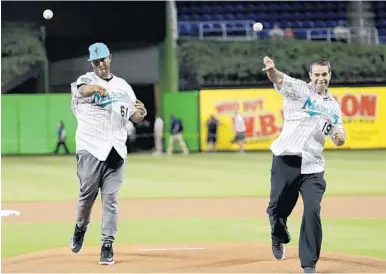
[153,116,164,155]
[167,114,189,155]
[269,23,284,40]
[53,120,69,155]
[206,114,220,153]
[333,21,350,42]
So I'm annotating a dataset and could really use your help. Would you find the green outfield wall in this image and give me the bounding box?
[2,92,201,155]
[1,94,77,154]
[162,91,200,152]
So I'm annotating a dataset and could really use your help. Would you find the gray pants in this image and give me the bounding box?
[76,148,124,243]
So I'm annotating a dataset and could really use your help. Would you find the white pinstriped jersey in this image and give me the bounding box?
[71,72,137,161]
[270,74,344,174]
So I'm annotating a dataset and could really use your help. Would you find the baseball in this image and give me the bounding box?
[43,9,53,20]
[253,22,263,32]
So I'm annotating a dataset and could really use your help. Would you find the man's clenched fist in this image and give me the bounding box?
[262,56,275,71]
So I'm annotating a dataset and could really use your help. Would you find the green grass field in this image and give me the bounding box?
[2,151,386,259]
[2,151,386,202]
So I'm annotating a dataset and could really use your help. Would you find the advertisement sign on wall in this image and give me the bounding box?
[199,87,386,151]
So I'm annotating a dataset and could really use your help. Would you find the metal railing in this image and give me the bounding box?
[306,27,380,44]
[179,20,256,40]
[178,21,381,44]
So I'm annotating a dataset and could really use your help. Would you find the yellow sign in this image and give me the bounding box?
[199,87,386,151]
[325,87,386,149]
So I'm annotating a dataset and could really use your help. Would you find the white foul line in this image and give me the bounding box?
[137,247,206,251]
[1,210,21,217]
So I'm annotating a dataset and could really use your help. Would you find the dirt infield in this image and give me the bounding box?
[3,196,386,273]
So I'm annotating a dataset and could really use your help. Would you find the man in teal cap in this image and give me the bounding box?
[87,42,112,79]
[69,42,147,265]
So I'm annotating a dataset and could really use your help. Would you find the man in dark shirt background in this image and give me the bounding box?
[206,114,220,152]
[54,120,70,154]
[167,114,189,155]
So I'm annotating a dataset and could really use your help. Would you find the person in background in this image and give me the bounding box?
[153,115,164,155]
[54,120,70,154]
[284,23,295,39]
[231,112,246,153]
[333,21,350,43]
[269,23,284,40]
[206,114,220,152]
[167,114,189,155]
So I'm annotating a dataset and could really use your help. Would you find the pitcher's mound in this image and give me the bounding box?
[3,242,386,273]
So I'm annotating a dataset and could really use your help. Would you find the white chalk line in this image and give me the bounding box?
[137,247,206,251]
[1,209,21,217]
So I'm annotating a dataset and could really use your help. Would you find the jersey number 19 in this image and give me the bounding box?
[322,122,332,136]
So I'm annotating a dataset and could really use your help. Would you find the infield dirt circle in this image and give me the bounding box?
[3,196,386,273]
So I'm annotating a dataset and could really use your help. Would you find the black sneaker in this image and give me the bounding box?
[69,225,87,253]
[99,241,114,265]
[272,239,286,260]
[303,267,316,273]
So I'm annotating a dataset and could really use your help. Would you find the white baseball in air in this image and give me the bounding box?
[43,9,53,20]
[253,22,263,32]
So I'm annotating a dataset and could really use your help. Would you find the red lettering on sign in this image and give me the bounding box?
[242,99,264,112]
[216,102,239,114]
[231,113,281,139]
[341,94,358,116]
[260,114,279,137]
[340,94,377,117]
[359,95,376,116]
[244,116,255,137]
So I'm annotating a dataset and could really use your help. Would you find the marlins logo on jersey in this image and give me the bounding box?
[92,91,130,108]
[301,96,339,125]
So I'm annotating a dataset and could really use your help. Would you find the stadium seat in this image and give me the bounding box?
[294,21,304,28]
[262,21,271,29]
[189,14,200,21]
[303,12,313,20]
[223,4,233,12]
[175,1,352,41]
[280,13,292,20]
[255,4,267,12]
[226,22,236,31]
[314,11,326,20]
[378,29,386,36]
[245,13,256,21]
[258,13,270,21]
[234,4,245,12]
[235,22,246,30]
[234,13,245,21]
[268,3,279,11]
[314,20,327,28]
[246,3,256,12]
[179,24,189,35]
[213,14,224,21]
[295,29,308,39]
[179,14,189,22]
[291,12,303,20]
[201,14,213,21]
[211,4,222,12]
[326,20,337,28]
[303,21,315,28]
[223,13,234,21]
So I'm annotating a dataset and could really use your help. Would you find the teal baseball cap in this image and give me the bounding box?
[88,42,110,61]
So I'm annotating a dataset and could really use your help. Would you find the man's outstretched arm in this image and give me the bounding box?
[262,56,285,89]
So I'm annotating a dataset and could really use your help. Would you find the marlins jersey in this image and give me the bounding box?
[71,72,137,161]
[270,74,344,174]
